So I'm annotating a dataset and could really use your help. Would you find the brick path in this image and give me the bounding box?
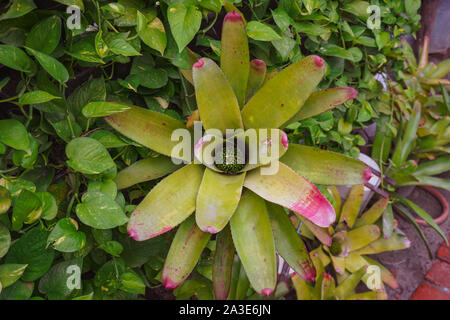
[410,233,450,300]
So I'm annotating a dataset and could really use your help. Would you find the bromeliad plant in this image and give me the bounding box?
[290,185,409,300]
[369,38,449,258]
[90,12,373,297]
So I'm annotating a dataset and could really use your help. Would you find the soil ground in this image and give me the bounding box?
[375,171,450,300]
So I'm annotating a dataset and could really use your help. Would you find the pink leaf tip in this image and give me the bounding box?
[250,59,267,72]
[323,273,333,280]
[346,87,358,99]
[224,11,243,22]
[193,58,205,69]
[363,166,372,182]
[150,226,175,239]
[302,264,316,281]
[404,238,411,248]
[128,228,139,241]
[202,226,218,234]
[281,131,289,149]
[313,55,325,67]
[162,277,180,290]
[260,288,274,296]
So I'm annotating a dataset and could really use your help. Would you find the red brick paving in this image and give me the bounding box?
[410,282,450,300]
[425,261,450,288]
[410,233,450,300]
[437,241,450,263]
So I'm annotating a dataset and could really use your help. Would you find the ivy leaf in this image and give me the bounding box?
[75,192,128,229]
[94,259,125,294]
[67,77,106,126]
[11,190,42,231]
[0,45,35,73]
[0,0,36,21]
[101,2,124,14]
[247,21,282,41]
[0,280,34,300]
[47,218,86,253]
[82,101,131,118]
[137,12,167,56]
[89,130,128,148]
[66,137,116,175]
[38,258,83,299]
[0,186,11,215]
[105,33,141,56]
[18,90,60,106]
[35,191,58,220]
[0,264,28,288]
[98,240,123,257]
[68,37,105,64]
[53,0,84,11]
[26,48,69,83]
[5,226,55,282]
[12,134,38,169]
[0,223,11,258]
[25,16,61,55]
[167,4,202,53]
[0,120,30,152]
[120,272,145,295]
[271,8,292,32]
[87,180,117,200]
[374,31,390,50]
[405,0,421,17]
[272,35,296,60]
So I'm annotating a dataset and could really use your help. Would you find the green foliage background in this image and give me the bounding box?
[0,0,423,300]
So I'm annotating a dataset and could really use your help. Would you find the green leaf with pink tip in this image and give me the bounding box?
[241,55,326,129]
[221,11,249,107]
[115,156,181,189]
[363,256,398,290]
[283,87,358,127]
[319,273,335,300]
[244,161,336,228]
[105,105,191,162]
[196,168,245,234]
[280,144,372,186]
[291,273,313,300]
[351,230,411,255]
[127,164,204,241]
[346,224,381,252]
[354,197,389,228]
[266,202,316,281]
[192,58,244,133]
[230,190,276,296]
[212,225,235,300]
[246,59,267,102]
[327,251,346,275]
[338,185,364,228]
[161,215,211,289]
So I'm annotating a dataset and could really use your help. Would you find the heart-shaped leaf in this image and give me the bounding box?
[47,218,86,253]
[76,192,128,229]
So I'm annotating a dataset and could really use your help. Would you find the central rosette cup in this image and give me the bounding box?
[193,129,290,175]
